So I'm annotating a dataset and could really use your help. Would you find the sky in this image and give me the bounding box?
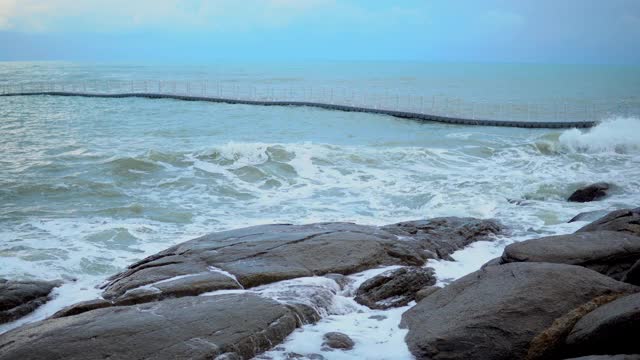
[0,0,639,64]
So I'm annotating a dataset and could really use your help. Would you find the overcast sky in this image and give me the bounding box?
[1,0,639,63]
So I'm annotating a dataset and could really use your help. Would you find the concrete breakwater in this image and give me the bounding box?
[1,91,596,129]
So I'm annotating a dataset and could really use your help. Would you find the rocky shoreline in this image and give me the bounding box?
[0,209,639,359]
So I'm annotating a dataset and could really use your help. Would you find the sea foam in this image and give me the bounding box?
[559,116,640,154]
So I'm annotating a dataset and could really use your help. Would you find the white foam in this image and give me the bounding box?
[272,269,412,358]
[0,279,103,334]
[207,266,243,287]
[559,116,640,154]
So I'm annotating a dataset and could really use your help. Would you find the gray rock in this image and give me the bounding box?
[565,292,640,357]
[563,356,640,360]
[52,298,113,318]
[355,267,435,309]
[481,257,502,269]
[568,183,610,202]
[381,217,502,261]
[526,293,627,360]
[100,220,500,307]
[401,262,638,360]
[322,332,354,350]
[569,210,610,223]
[0,293,309,360]
[622,259,640,285]
[415,286,440,302]
[216,353,243,360]
[0,279,60,324]
[500,231,640,280]
[323,273,351,290]
[100,223,418,305]
[577,208,640,236]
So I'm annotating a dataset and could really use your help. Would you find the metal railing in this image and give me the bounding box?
[1,80,638,126]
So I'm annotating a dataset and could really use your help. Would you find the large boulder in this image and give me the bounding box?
[564,356,640,360]
[0,279,60,324]
[101,220,500,306]
[500,231,640,281]
[401,262,638,360]
[564,292,640,357]
[381,217,502,260]
[577,208,640,236]
[623,259,640,286]
[100,223,421,305]
[0,293,310,360]
[354,267,435,309]
[568,183,610,202]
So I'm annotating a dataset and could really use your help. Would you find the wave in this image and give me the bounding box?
[558,116,640,154]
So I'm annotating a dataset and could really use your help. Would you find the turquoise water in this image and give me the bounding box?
[1,61,640,289]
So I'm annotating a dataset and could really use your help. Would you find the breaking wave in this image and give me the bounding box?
[559,116,640,154]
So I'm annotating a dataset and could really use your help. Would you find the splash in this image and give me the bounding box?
[559,116,640,154]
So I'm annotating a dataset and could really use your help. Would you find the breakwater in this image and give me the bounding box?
[1,91,596,129]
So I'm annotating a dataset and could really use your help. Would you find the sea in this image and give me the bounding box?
[1,61,640,359]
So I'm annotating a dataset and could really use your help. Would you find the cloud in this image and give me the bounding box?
[0,0,18,29]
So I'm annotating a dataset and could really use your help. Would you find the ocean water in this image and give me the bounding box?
[1,62,640,357]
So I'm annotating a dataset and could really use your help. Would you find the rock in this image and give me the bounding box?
[323,273,352,290]
[569,210,610,223]
[526,293,626,360]
[500,231,640,280]
[568,183,610,202]
[565,292,640,357]
[0,293,310,360]
[355,267,435,309]
[563,356,640,360]
[368,314,387,321]
[322,332,354,350]
[577,208,640,236]
[0,279,61,324]
[100,220,500,307]
[100,223,419,305]
[481,257,502,269]
[381,217,502,261]
[415,286,439,302]
[401,262,638,360]
[52,298,113,318]
[216,353,243,360]
[622,259,640,285]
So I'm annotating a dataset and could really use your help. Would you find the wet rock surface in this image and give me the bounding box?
[0,293,308,360]
[500,231,640,281]
[0,279,60,324]
[563,356,640,360]
[568,183,610,202]
[322,332,355,350]
[577,208,640,236]
[101,219,501,306]
[569,210,610,223]
[401,262,638,360]
[355,266,435,309]
[564,292,640,357]
[622,259,640,285]
[414,286,439,302]
[0,218,503,360]
[381,217,502,261]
